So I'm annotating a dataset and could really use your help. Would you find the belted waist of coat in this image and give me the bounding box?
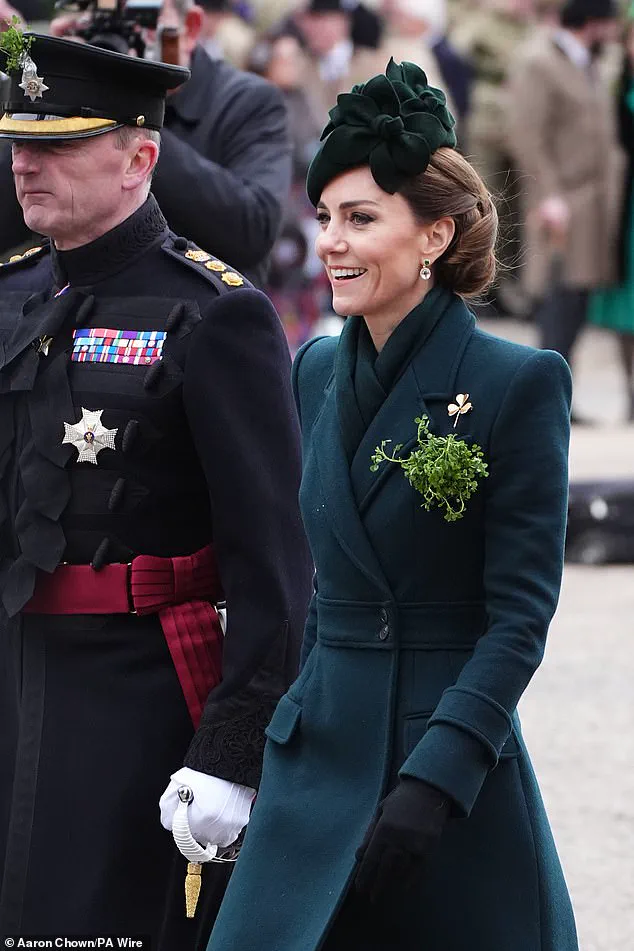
[23,545,224,727]
[316,598,487,649]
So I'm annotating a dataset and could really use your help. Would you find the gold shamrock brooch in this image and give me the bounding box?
[447,393,472,428]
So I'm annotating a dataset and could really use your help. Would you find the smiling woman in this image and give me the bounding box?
[315,151,497,353]
[208,58,578,951]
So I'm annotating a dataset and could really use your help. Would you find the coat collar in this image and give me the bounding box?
[165,47,218,125]
[351,295,475,509]
[311,379,393,597]
[309,296,476,592]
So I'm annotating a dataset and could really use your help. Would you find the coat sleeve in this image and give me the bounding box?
[181,288,312,788]
[152,81,292,270]
[399,350,572,816]
[0,143,30,255]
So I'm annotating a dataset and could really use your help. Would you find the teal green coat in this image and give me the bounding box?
[208,295,578,951]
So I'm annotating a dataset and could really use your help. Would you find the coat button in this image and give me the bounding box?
[379,608,388,623]
[378,624,389,641]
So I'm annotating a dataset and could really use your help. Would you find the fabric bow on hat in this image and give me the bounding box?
[306,58,457,205]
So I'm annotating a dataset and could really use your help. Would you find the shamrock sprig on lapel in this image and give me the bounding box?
[370,398,488,522]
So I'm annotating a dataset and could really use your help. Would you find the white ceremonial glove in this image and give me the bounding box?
[159,767,255,849]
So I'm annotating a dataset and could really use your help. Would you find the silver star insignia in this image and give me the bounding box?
[62,408,118,465]
[19,57,49,103]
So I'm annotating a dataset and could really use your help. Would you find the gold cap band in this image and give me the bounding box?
[0,114,118,137]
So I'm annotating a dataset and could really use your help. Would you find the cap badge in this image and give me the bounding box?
[19,54,49,103]
[62,408,118,465]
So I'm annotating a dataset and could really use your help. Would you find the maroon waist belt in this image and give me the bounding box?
[23,545,224,729]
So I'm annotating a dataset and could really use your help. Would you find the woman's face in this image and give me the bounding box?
[316,166,432,324]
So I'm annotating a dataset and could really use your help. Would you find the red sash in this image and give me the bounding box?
[24,545,223,727]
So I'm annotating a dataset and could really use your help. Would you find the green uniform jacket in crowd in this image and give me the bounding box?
[208,291,579,951]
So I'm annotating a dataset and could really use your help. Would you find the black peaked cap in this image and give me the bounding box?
[0,33,190,140]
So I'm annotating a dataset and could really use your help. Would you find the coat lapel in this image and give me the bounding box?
[311,381,393,598]
[353,298,476,514]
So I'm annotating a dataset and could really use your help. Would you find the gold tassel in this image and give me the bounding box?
[185,862,202,918]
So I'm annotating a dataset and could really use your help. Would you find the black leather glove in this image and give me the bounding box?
[354,777,450,903]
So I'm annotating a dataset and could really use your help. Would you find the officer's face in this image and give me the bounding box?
[11,132,141,250]
[316,167,446,329]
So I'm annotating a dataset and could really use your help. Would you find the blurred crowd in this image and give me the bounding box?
[2,0,634,419]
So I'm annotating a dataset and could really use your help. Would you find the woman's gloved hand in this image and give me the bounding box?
[354,777,450,903]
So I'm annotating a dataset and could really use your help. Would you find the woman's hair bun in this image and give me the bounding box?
[399,148,498,299]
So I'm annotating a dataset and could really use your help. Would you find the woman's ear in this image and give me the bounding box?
[419,217,455,263]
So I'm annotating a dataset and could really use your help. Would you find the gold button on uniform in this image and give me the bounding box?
[186,249,211,263]
[221,272,243,286]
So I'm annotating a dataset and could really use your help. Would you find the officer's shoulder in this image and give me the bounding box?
[0,242,50,275]
[161,234,254,297]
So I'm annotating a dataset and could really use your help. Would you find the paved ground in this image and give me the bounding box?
[480,317,634,950]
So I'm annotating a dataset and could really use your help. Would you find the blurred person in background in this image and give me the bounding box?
[589,9,634,422]
[1,0,46,24]
[507,0,621,421]
[349,0,383,50]
[379,0,472,128]
[248,31,330,349]
[0,0,21,28]
[293,0,381,122]
[452,0,536,318]
[198,0,255,68]
[0,0,292,285]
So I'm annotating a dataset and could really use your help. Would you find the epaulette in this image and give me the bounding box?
[0,243,50,271]
[162,236,251,294]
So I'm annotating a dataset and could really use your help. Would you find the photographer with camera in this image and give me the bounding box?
[0,0,293,285]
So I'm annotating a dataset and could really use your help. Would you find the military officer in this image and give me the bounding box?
[0,30,312,948]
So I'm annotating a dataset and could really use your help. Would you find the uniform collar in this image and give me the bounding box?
[50,194,169,288]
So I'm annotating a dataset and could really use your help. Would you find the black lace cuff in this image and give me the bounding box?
[183,686,280,788]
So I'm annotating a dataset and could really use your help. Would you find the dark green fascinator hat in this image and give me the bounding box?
[306,58,457,206]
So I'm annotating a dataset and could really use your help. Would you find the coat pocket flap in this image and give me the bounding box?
[404,714,520,761]
[265,694,302,745]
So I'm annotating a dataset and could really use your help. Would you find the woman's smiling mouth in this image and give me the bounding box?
[330,267,368,282]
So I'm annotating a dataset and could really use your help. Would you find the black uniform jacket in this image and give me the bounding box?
[0,48,292,285]
[0,195,312,786]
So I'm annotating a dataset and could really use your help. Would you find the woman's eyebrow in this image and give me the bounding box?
[338,200,380,210]
[316,199,381,211]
